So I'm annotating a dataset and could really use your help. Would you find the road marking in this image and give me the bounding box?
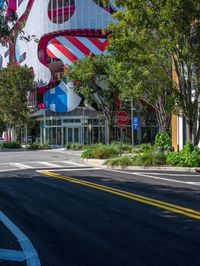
[38,162,62,168]
[37,167,100,173]
[132,172,200,177]
[188,182,200,186]
[0,169,19,173]
[40,171,200,220]
[0,211,41,265]
[10,163,33,169]
[104,169,200,186]
[61,161,85,167]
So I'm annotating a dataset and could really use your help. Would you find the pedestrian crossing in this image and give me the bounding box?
[0,160,86,172]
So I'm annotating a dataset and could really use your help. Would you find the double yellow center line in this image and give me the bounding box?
[41,171,200,220]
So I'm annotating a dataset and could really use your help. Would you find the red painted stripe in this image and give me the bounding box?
[51,38,78,62]
[65,36,91,56]
[87,38,108,52]
[47,48,57,58]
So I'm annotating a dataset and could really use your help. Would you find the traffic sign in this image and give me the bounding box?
[115,111,129,128]
[133,116,138,130]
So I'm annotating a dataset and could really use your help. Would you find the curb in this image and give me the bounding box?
[83,159,200,173]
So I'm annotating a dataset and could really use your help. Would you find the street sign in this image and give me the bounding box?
[133,116,138,130]
[115,111,129,128]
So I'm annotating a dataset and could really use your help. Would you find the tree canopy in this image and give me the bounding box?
[66,54,120,143]
[0,64,34,128]
[0,0,17,43]
[108,0,200,144]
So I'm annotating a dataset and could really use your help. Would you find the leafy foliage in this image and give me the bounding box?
[0,65,34,128]
[27,142,50,150]
[132,143,153,153]
[65,143,82,150]
[166,142,200,167]
[81,144,120,159]
[1,141,21,149]
[0,1,17,42]
[108,0,200,142]
[104,156,133,168]
[66,55,120,143]
[155,131,171,149]
[132,151,166,167]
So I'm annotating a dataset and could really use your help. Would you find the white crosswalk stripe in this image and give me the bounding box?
[0,161,86,172]
[38,162,62,168]
[10,163,33,169]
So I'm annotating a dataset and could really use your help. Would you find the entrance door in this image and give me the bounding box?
[64,127,81,145]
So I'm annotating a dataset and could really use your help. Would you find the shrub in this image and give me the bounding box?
[104,156,133,168]
[81,148,94,158]
[93,144,119,159]
[39,143,51,150]
[132,143,154,153]
[81,144,120,159]
[155,131,171,149]
[166,142,200,167]
[27,142,50,150]
[65,143,71,149]
[2,141,21,149]
[132,150,166,166]
[122,143,133,152]
[71,143,83,150]
[27,142,40,149]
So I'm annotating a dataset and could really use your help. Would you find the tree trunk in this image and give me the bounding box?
[186,118,193,144]
[195,123,200,146]
[105,117,112,144]
[156,110,171,133]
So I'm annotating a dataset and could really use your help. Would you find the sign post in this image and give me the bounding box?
[115,111,129,157]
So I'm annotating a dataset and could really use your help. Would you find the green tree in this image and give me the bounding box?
[0,64,34,134]
[0,0,17,42]
[108,0,200,145]
[66,55,120,144]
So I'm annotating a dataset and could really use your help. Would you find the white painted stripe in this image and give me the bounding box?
[10,163,33,169]
[61,161,85,167]
[0,211,41,265]
[57,36,85,59]
[76,37,102,55]
[38,162,62,168]
[105,169,200,186]
[37,168,100,173]
[132,172,200,177]
[0,169,19,172]
[188,182,200,186]
[47,43,73,65]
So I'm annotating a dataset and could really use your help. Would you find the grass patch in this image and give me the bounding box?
[104,156,133,168]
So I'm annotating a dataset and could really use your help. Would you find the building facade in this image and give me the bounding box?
[0,0,158,146]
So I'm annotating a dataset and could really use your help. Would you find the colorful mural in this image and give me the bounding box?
[1,0,119,112]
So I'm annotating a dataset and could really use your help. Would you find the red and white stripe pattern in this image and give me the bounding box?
[47,35,108,66]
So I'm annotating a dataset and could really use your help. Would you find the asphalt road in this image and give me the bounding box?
[0,157,200,266]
